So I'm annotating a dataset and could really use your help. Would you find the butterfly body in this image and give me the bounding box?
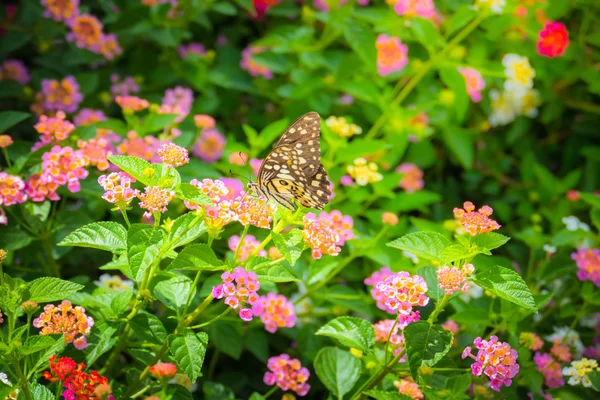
[248,112,331,210]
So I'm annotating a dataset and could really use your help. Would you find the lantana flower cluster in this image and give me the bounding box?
[193,128,226,163]
[537,22,569,58]
[346,158,383,186]
[252,293,297,333]
[158,142,189,168]
[453,201,501,236]
[374,271,429,328]
[229,235,266,262]
[534,351,565,388]
[241,45,273,79]
[0,172,27,224]
[137,186,176,219]
[302,213,342,259]
[32,111,76,150]
[376,34,408,77]
[325,116,362,137]
[263,354,310,396]
[396,163,424,192]
[563,358,599,388]
[394,378,424,399]
[437,263,475,294]
[212,267,260,321]
[571,248,600,287]
[0,59,30,84]
[520,332,544,351]
[373,319,406,361]
[149,362,178,380]
[43,355,113,400]
[33,300,94,350]
[98,172,138,206]
[458,67,485,102]
[462,336,519,392]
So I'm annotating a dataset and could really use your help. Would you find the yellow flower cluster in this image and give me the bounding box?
[563,358,599,387]
[325,116,362,138]
[347,158,383,186]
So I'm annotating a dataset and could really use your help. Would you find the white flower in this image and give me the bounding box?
[502,54,535,90]
[545,326,584,356]
[94,274,135,292]
[489,89,517,127]
[543,244,557,253]
[459,283,483,300]
[475,0,506,14]
[562,216,590,232]
[402,251,419,264]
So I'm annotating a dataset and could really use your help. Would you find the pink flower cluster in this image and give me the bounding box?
[534,352,564,388]
[0,59,30,84]
[64,13,122,60]
[110,74,140,98]
[241,45,273,79]
[572,248,600,287]
[437,263,475,294]
[520,332,544,351]
[117,131,160,161]
[212,267,260,321]
[77,135,113,171]
[364,266,393,312]
[179,43,206,58]
[394,378,424,399]
[229,235,266,262]
[264,354,310,396]
[230,194,277,229]
[162,86,194,123]
[33,111,75,151]
[39,77,84,114]
[98,172,138,205]
[373,319,406,361]
[396,163,424,192]
[0,172,27,225]
[376,34,408,77]
[41,0,79,22]
[302,213,342,259]
[537,21,569,58]
[193,128,226,163]
[252,293,297,333]
[458,67,485,102]
[462,336,520,392]
[137,186,175,219]
[375,272,429,328]
[115,96,150,112]
[316,210,355,246]
[33,300,94,350]
[158,142,189,168]
[393,0,437,20]
[73,108,106,126]
[194,114,216,129]
[453,201,501,236]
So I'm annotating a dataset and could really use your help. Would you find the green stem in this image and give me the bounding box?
[263,386,278,399]
[384,318,398,365]
[234,225,250,264]
[12,355,33,400]
[565,99,600,114]
[119,205,131,228]
[124,344,169,398]
[189,308,231,329]
[130,385,152,399]
[365,12,486,140]
[349,350,406,400]
[427,294,450,325]
[2,148,12,168]
[251,256,285,272]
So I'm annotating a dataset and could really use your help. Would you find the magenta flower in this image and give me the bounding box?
[462,336,519,392]
[376,34,408,77]
[193,128,226,163]
[572,248,600,287]
[0,59,30,84]
[252,293,296,333]
[458,67,485,102]
[162,86,194,122]
[240,45,273,79]
[212,267,260,322]
[264,354,310,396]
[41,76,84,113]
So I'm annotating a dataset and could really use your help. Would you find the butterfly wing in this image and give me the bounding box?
[255,111,331,210]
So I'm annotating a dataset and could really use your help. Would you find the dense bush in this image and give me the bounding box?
[1,0,600,399]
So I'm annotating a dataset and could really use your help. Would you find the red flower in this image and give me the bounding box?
[149,362,178,380]
[43,355,82,382]
[253,0,280,18]
[537,22,569,58]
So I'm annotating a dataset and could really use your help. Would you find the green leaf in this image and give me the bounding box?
[31,335,66,372]
[154,275,195,313]
[272,229,304,266]
[440,244,481,264]
[441,129,473,169]
[28,382,54,400]
[166,213,207,250]
[175,183,213,207]
[20,335,60,355]
[450,308,490,325]
[387,231,452,262]
[167,243,224,271]
[28,278,84,303]
[445,5,477,36]
[128,224,164,282]
[416,266,443,302]
[580,192,600,208]
[410,17,443,52]
[84,323,118,366]
[110,288,133,318]
[107,155,154,185]
[471,233,510,254]
[168,331,208,382]
[404,322,454,380]
[254,118,292,152]
[203,382,235,400]
[589,370,600,392]
[364,390,412,400]
[343,20,377,72]
[314,347,362,399]
[140,113,178,134]
[473,266,537,312]
[445,373,471,394]
[591,208,600,232]
[58,222,127,254]
[248,256,300,282]
[0,111,31,134]
[316,316,375,352]
[207,321,242,359]
[130,311,168,345]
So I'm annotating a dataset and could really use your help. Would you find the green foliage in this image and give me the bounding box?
[316,316,375,352]
[314,347,362,399]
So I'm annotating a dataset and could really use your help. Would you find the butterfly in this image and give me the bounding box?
[247,112,332,210]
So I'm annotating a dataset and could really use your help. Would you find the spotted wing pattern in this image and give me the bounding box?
[254,112,331,210]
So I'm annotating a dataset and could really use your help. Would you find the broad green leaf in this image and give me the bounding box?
[473,266,537,312]
[441,129,473,169]
[440,244,481,264]
[166,213,207,250]
[168,331,208,382]
[174,183,213,208]
[58,222,127,254]
[154,275,195,313]
[28,382,54,400]
[272,229,304,266]
[316,316,375,352]
[20,335,60,355]
[387,231,452,262]
[167,243,224,271]
[248,256,300,282]
[314,347,362,399]
[110,288,133,318]
[589,370,600,392]
[471,233,510,254]
[591,208,600,232]
[439,69,469,123]
[128,224,164,282]
[404,322,453,379]
[410,17,443,52]
[203,382,235,400]
[130,311,168,344]
[107,155,153,185]
[207,321,242,359]
[416,266,443,302]
[31,335,66,372]
[28,278,84,303]
[336,140,389,163]
[140,113,178,134]
[343,20,377,72]
[445,5,477,36]
[364,390,412,400]
[449,308,490,325]
[580,192,600,208]
[85,323,118,366]
[253,117,290,152]
[0,111,30,134]
[445,373,471,394]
